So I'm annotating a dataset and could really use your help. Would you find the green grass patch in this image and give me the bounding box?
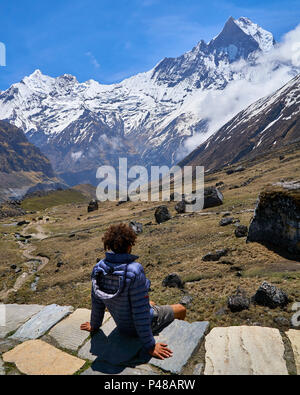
[21,189,88,211]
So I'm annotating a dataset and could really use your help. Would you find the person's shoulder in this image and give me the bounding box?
[127,261,145,277]
[91,259,106,277]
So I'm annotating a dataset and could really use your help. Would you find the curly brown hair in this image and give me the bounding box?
[102,223,137,254]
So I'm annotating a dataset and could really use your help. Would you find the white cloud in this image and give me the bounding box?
[177,23,300,159]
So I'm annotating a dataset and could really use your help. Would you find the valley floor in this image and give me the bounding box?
[0,144,300,333]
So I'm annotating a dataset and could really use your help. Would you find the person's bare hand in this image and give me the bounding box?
[148,343,173,360]
[80,322,93,332]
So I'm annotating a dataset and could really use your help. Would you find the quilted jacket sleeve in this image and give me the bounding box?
[90,286,106,330]
[128,266,156,351]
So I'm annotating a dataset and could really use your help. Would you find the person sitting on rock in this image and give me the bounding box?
[80,223,186,360]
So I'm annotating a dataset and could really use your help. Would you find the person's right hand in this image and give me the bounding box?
[148,343,173,360]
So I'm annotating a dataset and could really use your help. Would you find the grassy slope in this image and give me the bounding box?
[21,189,89,211]
[0,144,300,331]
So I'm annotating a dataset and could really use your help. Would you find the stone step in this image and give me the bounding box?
[285,330,300,375]
[204,326,288,375]
[10,304,74,341]
[2,339,85,375]
[0,304,44,338]
[48,308,92,351]
[150,320,209,374]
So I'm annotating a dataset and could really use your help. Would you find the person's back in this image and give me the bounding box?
[90,251,155,351]
[81,223,187,360]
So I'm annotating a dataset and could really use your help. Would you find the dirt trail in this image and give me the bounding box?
[0,222,50,301]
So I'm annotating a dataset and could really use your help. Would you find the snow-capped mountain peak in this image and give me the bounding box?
[235,16,275,52]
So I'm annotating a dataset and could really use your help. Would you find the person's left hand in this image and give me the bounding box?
[80,322,94,332]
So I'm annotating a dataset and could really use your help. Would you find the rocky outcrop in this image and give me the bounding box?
[228,287,250,312]
[247,183,300,255]
[203,187,224,209]
[155,206,171,224]
[87,199,99,213]
[253,281,289,309]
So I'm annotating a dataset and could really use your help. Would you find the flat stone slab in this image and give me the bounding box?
[10,304,74,341]
[286,329,300,374]
[204,326,288,375]
[81,361,157,375]
[3,340,85,375]
[49,309,109,351]
[150,320,209,374]
[78,318,149,366]
[0,304,44,338]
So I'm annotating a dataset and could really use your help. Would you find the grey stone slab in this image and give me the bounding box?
[81,360,157,375]
[48,308,92,351]
[78,318,150,366]
[150,320,209,374]
[10,304,74,341]
[0,304,44,338]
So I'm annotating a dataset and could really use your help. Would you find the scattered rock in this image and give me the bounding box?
[222,211,231,217]
[203,187,223,209]
[10,265,17,270]
[219,217,234,226]
[226,166,245,175]
[247,184,300,255]
[155,206,171,224]
[17,221,29,226]
[273,316,290,326]
[129,221,143,234]
[218,260,234,265]
[175,200,186,214]
[216,182,224,187]
[87,200,99,213]
[14,267,22,274]
[202,248,228,262]
[253,281,289,309]
[162,273,184,289]
[228,287,250,312]
[56,262,64,268]
[235,224,248,238]
[179,294,193,307]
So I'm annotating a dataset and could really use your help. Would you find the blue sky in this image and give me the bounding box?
[0,0,299,90]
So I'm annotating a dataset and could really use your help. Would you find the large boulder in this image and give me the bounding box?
[87,200,98,213]
[175,201,186,214]
[253,281,289,309]
[155,206,171,224]
[162,273,184,289]
[228,287,250,312]
[247,183,300,255]
[203,187,224,209]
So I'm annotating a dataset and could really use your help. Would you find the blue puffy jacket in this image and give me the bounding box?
[90,251,156,351]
